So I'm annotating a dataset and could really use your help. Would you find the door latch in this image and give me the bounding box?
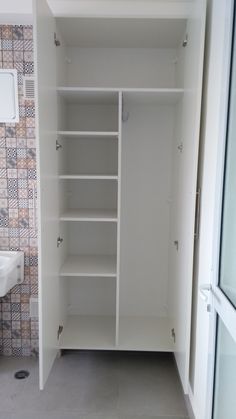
[199,284,212,302]
[199,284,212,312]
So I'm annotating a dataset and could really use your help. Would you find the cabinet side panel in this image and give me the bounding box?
[34,0,60,389]
[168,0,207,393]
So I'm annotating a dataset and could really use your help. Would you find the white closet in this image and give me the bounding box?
[34,0,206,392]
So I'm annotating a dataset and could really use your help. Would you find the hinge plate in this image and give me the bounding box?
[182,34,188,47]
[57,236,63,248]
[177,143,183,153]
[54,32,61,47]
[171,328,176,343]
[57,325,63,340]
[56,140,62,151]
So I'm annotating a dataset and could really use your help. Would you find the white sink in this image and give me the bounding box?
[0,251,24,297]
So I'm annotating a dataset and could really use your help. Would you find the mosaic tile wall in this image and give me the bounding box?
[0,25,38,356]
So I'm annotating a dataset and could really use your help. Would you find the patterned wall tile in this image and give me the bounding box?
[0,25,38,357]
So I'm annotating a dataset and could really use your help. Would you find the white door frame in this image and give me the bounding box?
[200,0,236,417]
[190,0,236,418]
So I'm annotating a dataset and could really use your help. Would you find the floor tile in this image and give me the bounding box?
[0,352,189,419]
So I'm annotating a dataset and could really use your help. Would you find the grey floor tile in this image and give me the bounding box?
[116,354,188,418]
[0,352,188,419]
[118,416,188,419]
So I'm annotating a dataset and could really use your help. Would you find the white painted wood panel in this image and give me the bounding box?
[65,104,118,132]
[33,0,60,389]
[59,315,116,349]
[66,48,178,88]
[68,277,116,316]
[59,180,117,212]
[58,131,119,138]
[60,255,117,277]
[119,316,174,351]
[60,209,117,222]
[120,103,175,317]
[66,223,117,256]
[48,1,192,19]
[59,175,118,180]
[59,136,118,176]
[59,315,173,351]
[168,0,207,393]
[56,18,187,48]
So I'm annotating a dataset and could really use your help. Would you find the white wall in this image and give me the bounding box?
[0,0,33,24]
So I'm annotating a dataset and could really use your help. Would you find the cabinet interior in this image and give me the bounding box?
[49,14,200,354]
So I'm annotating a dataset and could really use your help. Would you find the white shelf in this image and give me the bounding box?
[58,131,119,138]
[118,316,174,351]
[60,209,117,222]
[57,88,118,104]
[59,174,118,180]
[59,315,115,350]
[60,255,117,277]
[57,87,183,106]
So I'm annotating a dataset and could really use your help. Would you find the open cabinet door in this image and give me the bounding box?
[169,0,206,393]
[33,0,60,389]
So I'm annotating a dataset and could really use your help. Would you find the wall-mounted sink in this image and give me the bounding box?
[0,251,24,297]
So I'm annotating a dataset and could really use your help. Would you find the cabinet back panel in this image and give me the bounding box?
[68,222,117,255]
[120,104,175,317]
[59,180,117,212]
[66,48,178,88]
[66,104,118,131]
[68,277,116,316]
[65,138,118,175]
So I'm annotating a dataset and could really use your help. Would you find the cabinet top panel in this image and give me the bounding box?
[56,17,187,48]
[48,1,193,19]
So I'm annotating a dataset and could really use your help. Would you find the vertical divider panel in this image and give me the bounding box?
[116,92,122,346]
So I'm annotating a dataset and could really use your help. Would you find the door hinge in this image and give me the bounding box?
[54,32,61,47]
[177,142,183,153]
[171,328,176,343]
[57,236,63,248]
[56,140,62,151]
[194,188,201,240]
[57,325,63,340]
[174,240,179,251]
[182,33,188,47]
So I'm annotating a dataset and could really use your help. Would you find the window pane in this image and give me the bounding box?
[220,13,236,307]
[213,318,236,419]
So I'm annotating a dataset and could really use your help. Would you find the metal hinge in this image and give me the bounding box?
[174,240,179,251]
[177,142,183,153]
[57,236,63,248]
[57,325,63,340]
[194,188,201,240]
[56,140,62,151]
[54,32,61,47]
[182,33,188,48]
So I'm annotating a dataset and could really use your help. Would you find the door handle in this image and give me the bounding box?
[199,284,212,302]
